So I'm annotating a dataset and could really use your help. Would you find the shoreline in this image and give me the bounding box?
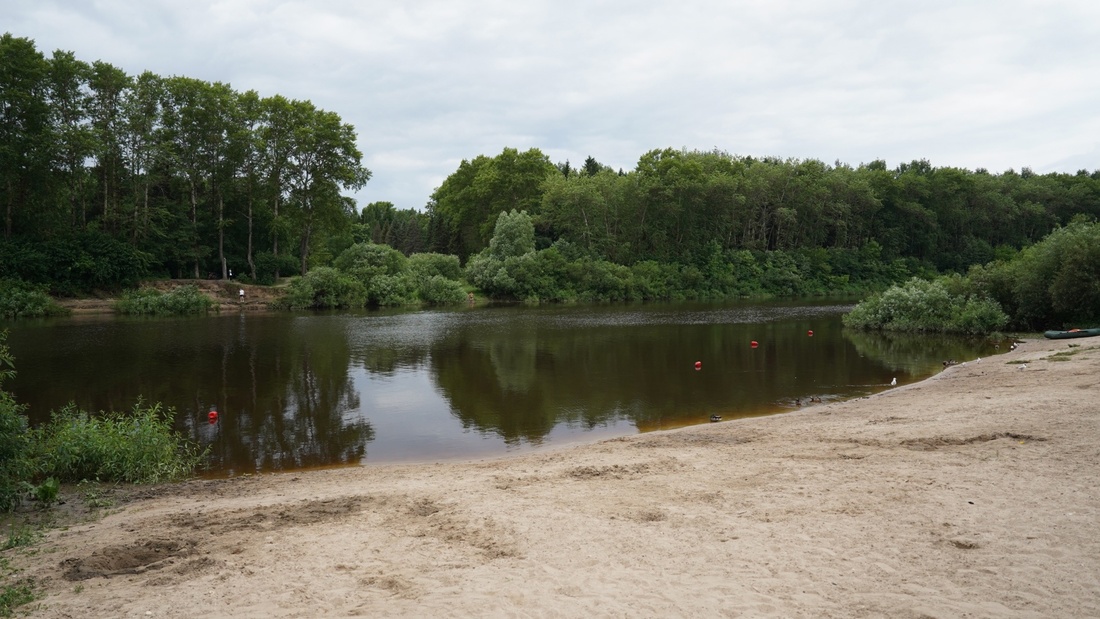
[9,337,1100,618]
[55,279,285,315]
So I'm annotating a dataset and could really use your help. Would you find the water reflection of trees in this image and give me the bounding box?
[194,316,374,475]
[9,315,374,476]
[8,309,1000,474]
[843,328,997,373]
[430,316,914,443]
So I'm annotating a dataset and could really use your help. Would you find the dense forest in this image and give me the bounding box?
[1,34,368,291]
[3,33,1100,302]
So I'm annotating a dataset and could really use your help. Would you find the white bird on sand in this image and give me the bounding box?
[890,377,897,386]
[1018,363,1028,370]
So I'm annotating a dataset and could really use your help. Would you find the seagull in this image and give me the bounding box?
[709,414,722,422]
[1018,363,1028,370]
[890,377,897,386]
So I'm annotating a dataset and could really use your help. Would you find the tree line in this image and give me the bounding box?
[1,34,368,292]
[4,33,1100,301]
[429,147,1100,274]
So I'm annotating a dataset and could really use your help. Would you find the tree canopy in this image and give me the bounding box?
[0,34,369,290]
[430,147,1100,275]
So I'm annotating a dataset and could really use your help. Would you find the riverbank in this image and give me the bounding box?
[56,280,284,314]
[8,337,1100,617]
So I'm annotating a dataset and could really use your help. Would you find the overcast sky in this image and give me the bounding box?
[7,1,1100,211]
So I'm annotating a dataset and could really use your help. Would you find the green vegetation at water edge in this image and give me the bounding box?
[276,246,467,309]
[0,334,33,513]
[31,401,208,485]
[845,220,1100,334]
[114,285,216,315]
[0,280,68,320]
[0,333,207,513]
[842,276,1008,335]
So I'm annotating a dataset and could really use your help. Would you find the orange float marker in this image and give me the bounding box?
[694,361,702,370]
[208,410,219,423]
[807,330,814,337]
[751,340,759,348]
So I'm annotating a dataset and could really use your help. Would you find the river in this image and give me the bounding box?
[2,300,1001,476]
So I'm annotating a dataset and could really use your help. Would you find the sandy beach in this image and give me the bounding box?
[6,337,1099,618]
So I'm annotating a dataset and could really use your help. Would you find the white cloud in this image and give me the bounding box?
[6,0,1099,209]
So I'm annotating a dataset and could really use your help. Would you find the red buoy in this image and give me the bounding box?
[807,330,814,337]
[694,361,702,370]
[208,410,218,423]
[751,340,759,348]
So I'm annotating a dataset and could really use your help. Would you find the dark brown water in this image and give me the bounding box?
[2,301,1002,476]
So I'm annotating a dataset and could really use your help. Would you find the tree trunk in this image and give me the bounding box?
[191,179,200,279]
[247,190,256,281]
[272,193,281,279]
[218,192,226,279]
[4,179,12,239]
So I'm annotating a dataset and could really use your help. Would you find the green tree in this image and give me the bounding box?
[284,102,370,274]
[0,34,52,239]
[47,49,94,231]
[120,70,165,244]
[87,60,131,232]
[429,147,556,260]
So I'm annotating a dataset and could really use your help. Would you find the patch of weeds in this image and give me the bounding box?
[26,478,59,507]
[0,558,38,617]
[0,581,36,617]
[1,524,40,551]
[35,400,208,484]
[1043,346,1098,361]
[78,481,115,510]
[1005,359,1030,364]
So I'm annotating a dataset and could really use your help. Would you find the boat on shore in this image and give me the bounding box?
[1044,327,1100,340]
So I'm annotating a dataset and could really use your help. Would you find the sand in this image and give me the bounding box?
[6,337,1100,618]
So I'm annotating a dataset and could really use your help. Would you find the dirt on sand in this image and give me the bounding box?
[4,338,1100,618]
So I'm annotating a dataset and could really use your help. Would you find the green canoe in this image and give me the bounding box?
[1044,327,1100,340]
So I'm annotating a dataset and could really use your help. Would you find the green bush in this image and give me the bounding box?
[405,253,466,305]
[0,279,68,320]
[415,275,467,305]
[31,401,207,484]
[367,274,414,306]
[278,267,367,309]
[966,220,1100,330]
[0,231,151,294]
[334,243,407,280]
[333,243,424,306]
[114,285,215,315]
[407,253,462,281]
[0,334,34,512]
[843,276,1008,334]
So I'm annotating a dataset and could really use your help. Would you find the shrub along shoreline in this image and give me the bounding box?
[0,334,206,514]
